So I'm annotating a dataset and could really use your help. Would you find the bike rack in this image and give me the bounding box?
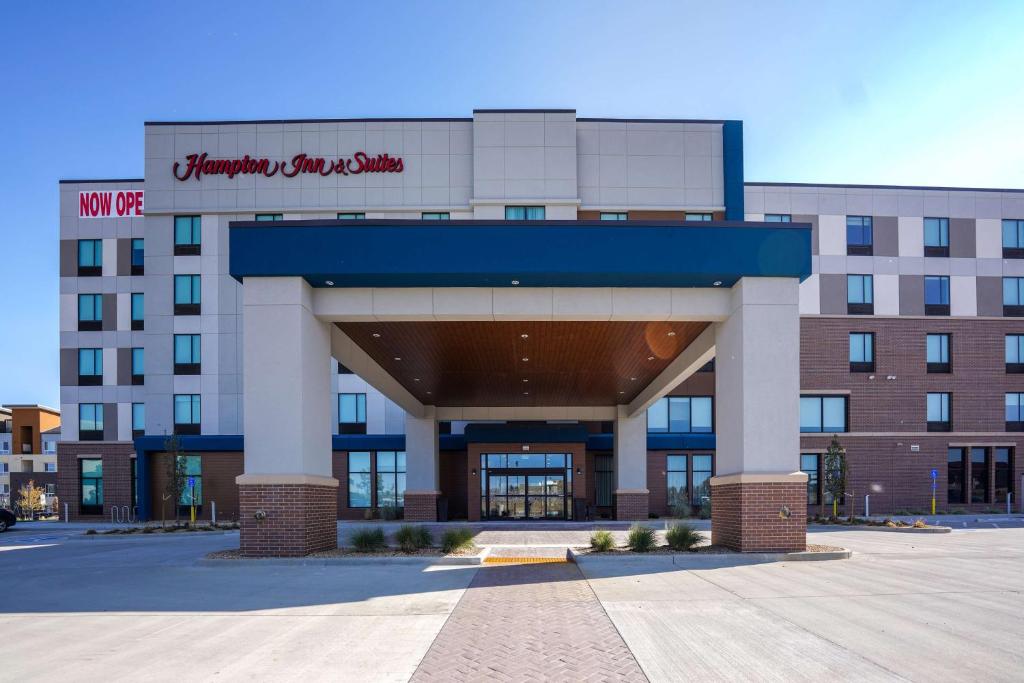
[110,506,136,524]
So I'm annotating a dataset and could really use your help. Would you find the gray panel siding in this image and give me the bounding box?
[950,218,976,258]
[117,348,132,386]
[793,214,819,255]
[60,240,77,277]
[977,276,1003,316]
[60,348,78,385]
[102,403,118,441]
[818,274,847,314]
[117,238,131,276]
[873,216,899,257]
[102,293,117,331]
[899,275,925,315]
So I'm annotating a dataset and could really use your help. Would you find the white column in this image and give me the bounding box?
[238,277,333,482]
[714,277,801,476]
[614,405,647,491]
[405,406,439,492]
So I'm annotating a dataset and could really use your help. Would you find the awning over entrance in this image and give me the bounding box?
[228,219,811,289]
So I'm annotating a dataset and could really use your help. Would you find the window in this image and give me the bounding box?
[1003,219,1024,258]
[78,239,102,276]
[131,348,144,385]
[846,216,873,255]
[764,214,792,223]
[685,213,712,221]
[348,452,371,508]
[421,212,449,220]
[1007,393,1024,431]
[173,394,201,435]
[174,215,201,255]
[923,217,950,256]
[926,392,951,431]
[131,238,144,275]
[505,206,545,220]
[79,403,104,440]
[926,334,951,373]
[924,275,950,315]
[849,333,874,372]
[255,213,282,221]
[337,212,365,220]
[80,458,103,514]
[174,275,201,315]
[132,403,145,437]
[78,294,103,331]
[339,393,367,434]
[600,212,627,221]
[666,455,688,510]
[801,453,820,505]
[174,334,201,375]
[43,440,56,455]
[78,348,103,386]
[691,454,713,505]
[595,454,613,507]
[646,396,713,433]
[994,447,1014,504]
[44,462,57,473]
[337,362,353,375]
[847,275,873,314]
[131,292,144,330]
[178,455,202,510]
[800,395,848,433]
[970,447,989,503]
[375,451,406,509]
[1003,277,1024,316]
[1006,335,1024,373]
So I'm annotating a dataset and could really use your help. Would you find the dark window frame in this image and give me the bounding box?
[600,212,628,221]
[421,212,450,220]
[77,293,103,331]
[847,274,874,315]
[924,275,950,316]
[78,347,103,386]
[926,333,951,373]
[1006,334,1024,374]
[131,238,145,275]
[339,393,367,435]
[347,451,372,508]
[647,396,714,434]
[948,447,966,505]
[79,457,103,515]
[173,394,201,435]
[131,402,145,438]
[923,217,950,257]
[505,206,545,220]
[77,239,103,276]
[1006,392,1024,432]
[131,347,144,385]
[800,453,821,506]
[337,212,366,220]
[173,334,201,375]
[848,332,875,373]
[173,215,201,255]
[926,392,952,432]
[174,275,201,316]
[764,214,792,223]
[800,395,849,433]
[78,403,104,442]
[846,216,873,256]
[131,292,144,330]
[970,447,989,504]
[255,213,283,222]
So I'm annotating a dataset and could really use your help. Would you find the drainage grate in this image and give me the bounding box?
[483,556,569,565]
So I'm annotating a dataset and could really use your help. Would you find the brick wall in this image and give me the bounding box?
[56,442,135,521]
[148,451,242,522]
[405,491,439,522]
[711,481,806,552]
[466,442,586,521]
[238,483,337,557]
[615,491,649,521]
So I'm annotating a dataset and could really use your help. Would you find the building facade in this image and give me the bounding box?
[0,405,60,508]
[57,109,1023,553]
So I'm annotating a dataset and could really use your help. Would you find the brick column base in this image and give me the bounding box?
[405,490,440,521]
[238,477,338,557]
[710,474,807,553]
[615,490,649,521]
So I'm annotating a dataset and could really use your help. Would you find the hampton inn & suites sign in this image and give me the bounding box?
[173,151,404,181]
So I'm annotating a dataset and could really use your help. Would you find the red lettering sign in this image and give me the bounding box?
[78,190,144,218]
[172,152,404,181]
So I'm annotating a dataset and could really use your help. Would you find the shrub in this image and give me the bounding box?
[626,524,657,553]
[351,527,387,552]
[665,522,702,551]
[394,525,433,552]
[379,503,399,521]
[590,529,615,552]
[440,527,476,554]
[912,518,927,529]
[670,501,692,519]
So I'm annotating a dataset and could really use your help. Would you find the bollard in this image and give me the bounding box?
[211,500,217,525]
[1009,492,1013,516]
[864,494,870,518]
[64,502,69,523]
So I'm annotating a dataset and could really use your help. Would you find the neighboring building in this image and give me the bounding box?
[0,405,60,508]
[56,109,1023,556]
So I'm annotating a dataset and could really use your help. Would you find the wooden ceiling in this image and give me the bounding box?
[336,320,709,407]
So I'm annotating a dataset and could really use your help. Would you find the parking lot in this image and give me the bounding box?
[1,523,1022,681]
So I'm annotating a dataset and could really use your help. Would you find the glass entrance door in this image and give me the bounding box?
[481,452,573,520]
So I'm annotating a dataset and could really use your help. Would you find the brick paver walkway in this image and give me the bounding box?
[411,562,648,682]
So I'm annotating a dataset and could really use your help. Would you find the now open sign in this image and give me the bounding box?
[79,190,144,218]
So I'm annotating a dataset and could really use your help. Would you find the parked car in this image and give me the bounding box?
[0,507,16,532]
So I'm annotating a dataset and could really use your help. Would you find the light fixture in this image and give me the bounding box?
[522,378,529,383]
[713,281,722,287]
[523,391,529,395]
[471,468,477,476]
[372,333,381,338]
[630,377,637,381]
[619,391,625,395]
[520,333,529,339]
[667,331,676,337]
[414,378,420,382]
[325,280,334,286]
[648,356,655,361]
[522,357,529,362]
[394,356,401,361]
[576,467,582,475]
[511,280,520,286]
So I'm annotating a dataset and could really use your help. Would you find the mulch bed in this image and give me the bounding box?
[205,545,481,560]
[579,543,844,556]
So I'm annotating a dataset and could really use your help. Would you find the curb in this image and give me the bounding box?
[196,547,486,567]
[863,525,952,534]
[70,530,239,541]
[570,546,852,564]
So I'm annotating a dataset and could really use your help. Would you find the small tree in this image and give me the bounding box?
[163,433,188,524]
[17,480,45,519]
[823,434,848,519]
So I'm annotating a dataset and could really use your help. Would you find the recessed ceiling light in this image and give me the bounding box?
[713,280,722,287]
[372,333,381,338]
[426,391,432,395]
[511,280,520,286]
[619,391,625,395]
[522,357,529,362]
[667,331,676,337]
[394,357,401,361]
[325,280,334,286]
[523,391,529,395]
[414,378,420,382]
[648,356,655,361]
[630,377,637,381]
[520,333,529,339]
[522,378,529,382]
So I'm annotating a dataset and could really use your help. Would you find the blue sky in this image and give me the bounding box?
[1,0,1023,408]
